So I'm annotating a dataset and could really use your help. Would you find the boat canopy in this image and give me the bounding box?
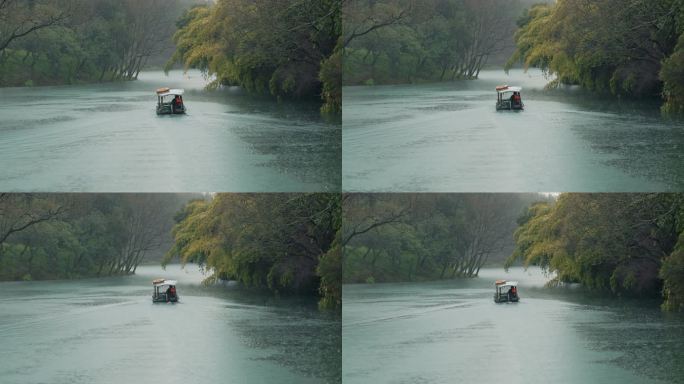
[156,88,184,97]
[495,280,518,287]
[153,279,177,287]
[496,86,522,94]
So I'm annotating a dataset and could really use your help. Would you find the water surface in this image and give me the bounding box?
[342,267,684,384]
[0,265,341,384]
[343,69,684,191]
[0,71,340,192]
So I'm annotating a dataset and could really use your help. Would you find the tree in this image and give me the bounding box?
[0,194,67,249]
[343,194,536,283]
[0,0,69,55]
[0,0,190,86]
[0,194,188,281]
[507,193,684,309]
[506,0,684,109]
[165,193,342,309]
[343,0,522,85]
[166,0,342,112]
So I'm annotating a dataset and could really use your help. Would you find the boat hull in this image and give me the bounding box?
[152,294,179,303]
[494,294,519,303]
[496,102,524,111]
[156,105,186,115]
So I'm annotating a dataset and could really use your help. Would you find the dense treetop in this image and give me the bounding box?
[166,0,342,113]
[507,0,684,112]
[343,194,541,283]
[507,193,684,312]
[164,194,342,309]
[343,0,524,85]
[0,194,188,281]
[0,0,190,86]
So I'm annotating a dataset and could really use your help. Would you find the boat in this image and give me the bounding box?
[495,85,524,111]
[156,88,186,115]
[152,278,179,303]
[494,280,519,303]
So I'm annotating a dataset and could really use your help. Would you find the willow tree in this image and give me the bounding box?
[165,193,341,309]
[167,0,341,112]
[507,0,681,100]
[507,193,684,310]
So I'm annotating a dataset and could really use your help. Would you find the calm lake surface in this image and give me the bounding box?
[0,265,341,384]
[342,267,684,384]
[0,71,340,192]
[343,69,684,191]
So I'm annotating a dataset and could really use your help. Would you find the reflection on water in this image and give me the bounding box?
[0,265,341,384]
[0,71,340,192]
[342,268,684,384]
[343,69,684,192]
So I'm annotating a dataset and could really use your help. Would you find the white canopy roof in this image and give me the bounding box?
[497,281,518,287]
[497,86,522,94]
[158,89,184,97]
[153,279,177,286]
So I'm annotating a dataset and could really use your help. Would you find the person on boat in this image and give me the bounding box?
[175,95,183,110]
[169,286,176,299]
[513,92,521,106]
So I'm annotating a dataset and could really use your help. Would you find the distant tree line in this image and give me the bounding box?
[0,0,188,86]
[164,194,342,310]
[166,0,342,113]
[343,0,524,85]
[342,194,541,283]
[0,194,187,281]
[507,193,684,312]
[506,0,684,113]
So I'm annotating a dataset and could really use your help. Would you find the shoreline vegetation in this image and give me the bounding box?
[165,0,342,114]
[0,194,342,311]
[0,0,188,87]
[0,0,341,114]
[506,0,684,113]
[163,194,342,310]
[507,193,684,312]
[342,193,684,312]
[342,0,548,86]
[342,194,544,284]
[0,194,188,281]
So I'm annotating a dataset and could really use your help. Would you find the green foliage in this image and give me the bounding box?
[661,238,684,311]
[343,194,541,284]
[344,0,523,85]
[0,194,187,281]
[661,34,684,113]
[166,194,341,309]
[508,194,684,311]
[167,0,341,112]
[0,0,184,86]
[508,0,684,109]
[320,42,343,115]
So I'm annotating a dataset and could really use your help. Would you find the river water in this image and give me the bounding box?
[342,267,684,384]
[0,265,341,384]
[0,71,340,192]
[343,69,684,192]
